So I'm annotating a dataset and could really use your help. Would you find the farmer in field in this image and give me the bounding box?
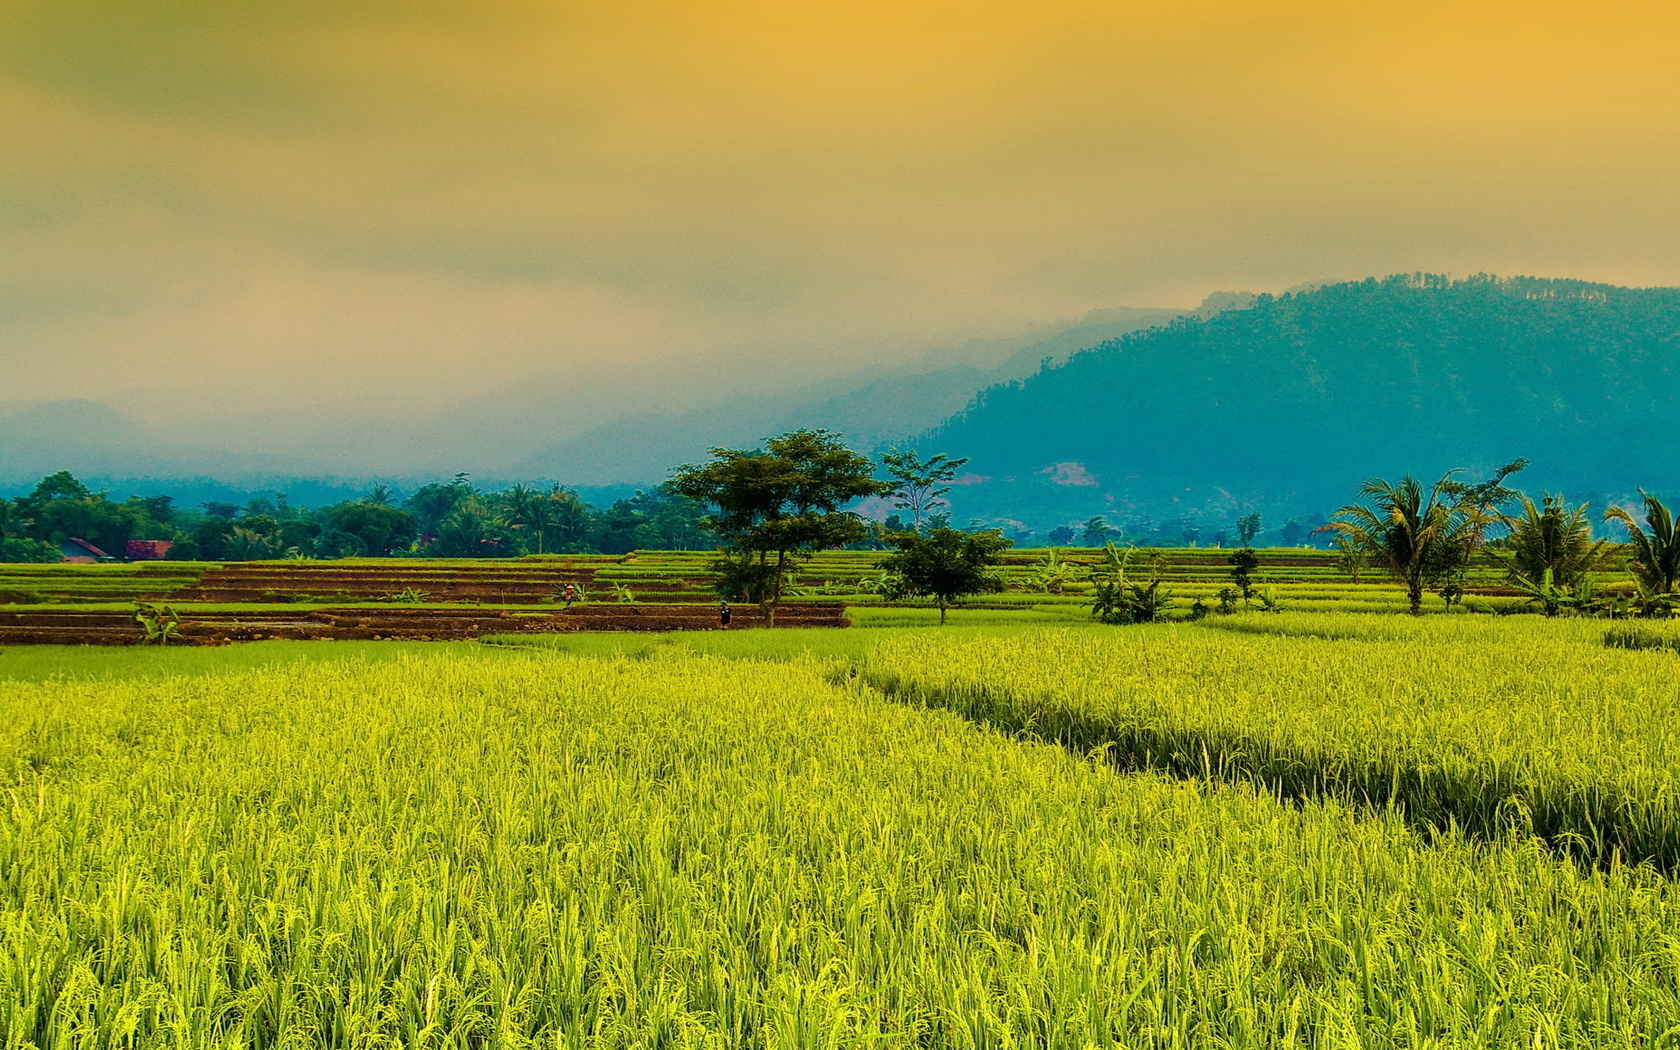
[562,583,577,608]
[719,600,731,628]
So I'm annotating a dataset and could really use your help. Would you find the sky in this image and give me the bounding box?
[4,0,1680,433]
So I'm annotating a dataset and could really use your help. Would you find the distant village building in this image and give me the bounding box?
[125,539,174,561]
[59,538,113,563]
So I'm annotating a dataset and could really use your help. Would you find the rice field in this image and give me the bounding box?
[8,611,1680,1047]
[861,617,1680,870]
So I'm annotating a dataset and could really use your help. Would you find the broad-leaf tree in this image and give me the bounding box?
[1316,471,1505,615]
[328,502,418,556]
[1236,513,1263,546]
[671,430,889,625]
[1080,516,1110,547]
[880,449,970,529]
[1433,459,1529,604]
[881,527,1011,624]
[1227,547,1260,600]
[405,475,474,535]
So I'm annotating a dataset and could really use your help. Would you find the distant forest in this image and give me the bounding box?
[0,467,1321,563]
[0,471,712,562]
[925,274,1680,521]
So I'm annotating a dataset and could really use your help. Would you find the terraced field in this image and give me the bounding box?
[0,545,1628,645]
[0,563,212,605]
[0,556,824,643]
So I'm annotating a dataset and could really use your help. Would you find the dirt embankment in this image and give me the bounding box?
[0,603,847,645]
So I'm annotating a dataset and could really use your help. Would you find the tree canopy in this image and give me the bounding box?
[670,430,889,622]
[881,527,1011,624]
[879,449,970,529]
[1317,470,1510,615]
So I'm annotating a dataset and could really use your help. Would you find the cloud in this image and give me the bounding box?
[4,0,1680,432]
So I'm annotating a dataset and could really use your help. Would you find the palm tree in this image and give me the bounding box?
[435,497,503,557]
[548,487,592,551]
[520,495,560,555]
[222,526,283,561]
[501,484,541,551]
[1502,495,1607,615]
[1316,471,1498,615]
[1604,493,1680,607]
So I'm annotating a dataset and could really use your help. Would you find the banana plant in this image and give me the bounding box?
[1509,568,1582,617]
[1087,543,1174,624]
[1029,548,1086,595]
[132,601,182,645]
[1251,585,1284,613]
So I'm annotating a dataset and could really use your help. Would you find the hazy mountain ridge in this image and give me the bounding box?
[509,304,1195,482]
[0,399,344,482]
[0,302,1192,492]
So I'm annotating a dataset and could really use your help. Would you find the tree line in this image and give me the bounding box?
[4,437,1675,623]
[0,442,978,574]
[0,472,711,562]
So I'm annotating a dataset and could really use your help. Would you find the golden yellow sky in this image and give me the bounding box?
[4,1,1679,418]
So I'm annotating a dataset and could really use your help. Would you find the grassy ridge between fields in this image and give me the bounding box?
[7,649,1680,1046]
[859,618,1680,871]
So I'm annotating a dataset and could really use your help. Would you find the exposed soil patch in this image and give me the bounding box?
[0,603,847,645]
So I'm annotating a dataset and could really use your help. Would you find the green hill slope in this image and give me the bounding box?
[926,274,1680,523]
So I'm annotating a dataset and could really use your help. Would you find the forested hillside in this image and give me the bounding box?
[929,275,1680,520]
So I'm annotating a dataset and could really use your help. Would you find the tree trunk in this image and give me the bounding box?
[1408,578,1424,616]
[766,549,786,627]
[939,598,947,625]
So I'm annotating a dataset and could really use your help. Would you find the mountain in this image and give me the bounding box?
[922,274,1680,529]
[510,302,1221,483]
[0,399,348,487]
[0,400,158,477]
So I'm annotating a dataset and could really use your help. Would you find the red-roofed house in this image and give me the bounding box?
[59,538,113,563]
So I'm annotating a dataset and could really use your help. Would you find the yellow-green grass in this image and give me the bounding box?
[0,564,216,575]
[482,619,1111,664]
[849,605,1091,627]
[1194,612,1611,643]
[0,578,205,604]
[0,640,514,683]
[9,648,1680,1046]
[861,619,1680,869]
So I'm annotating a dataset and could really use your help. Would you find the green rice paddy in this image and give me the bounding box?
[4,550,1679,1046]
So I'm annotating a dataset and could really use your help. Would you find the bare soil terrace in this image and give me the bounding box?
[0,602,847,645]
